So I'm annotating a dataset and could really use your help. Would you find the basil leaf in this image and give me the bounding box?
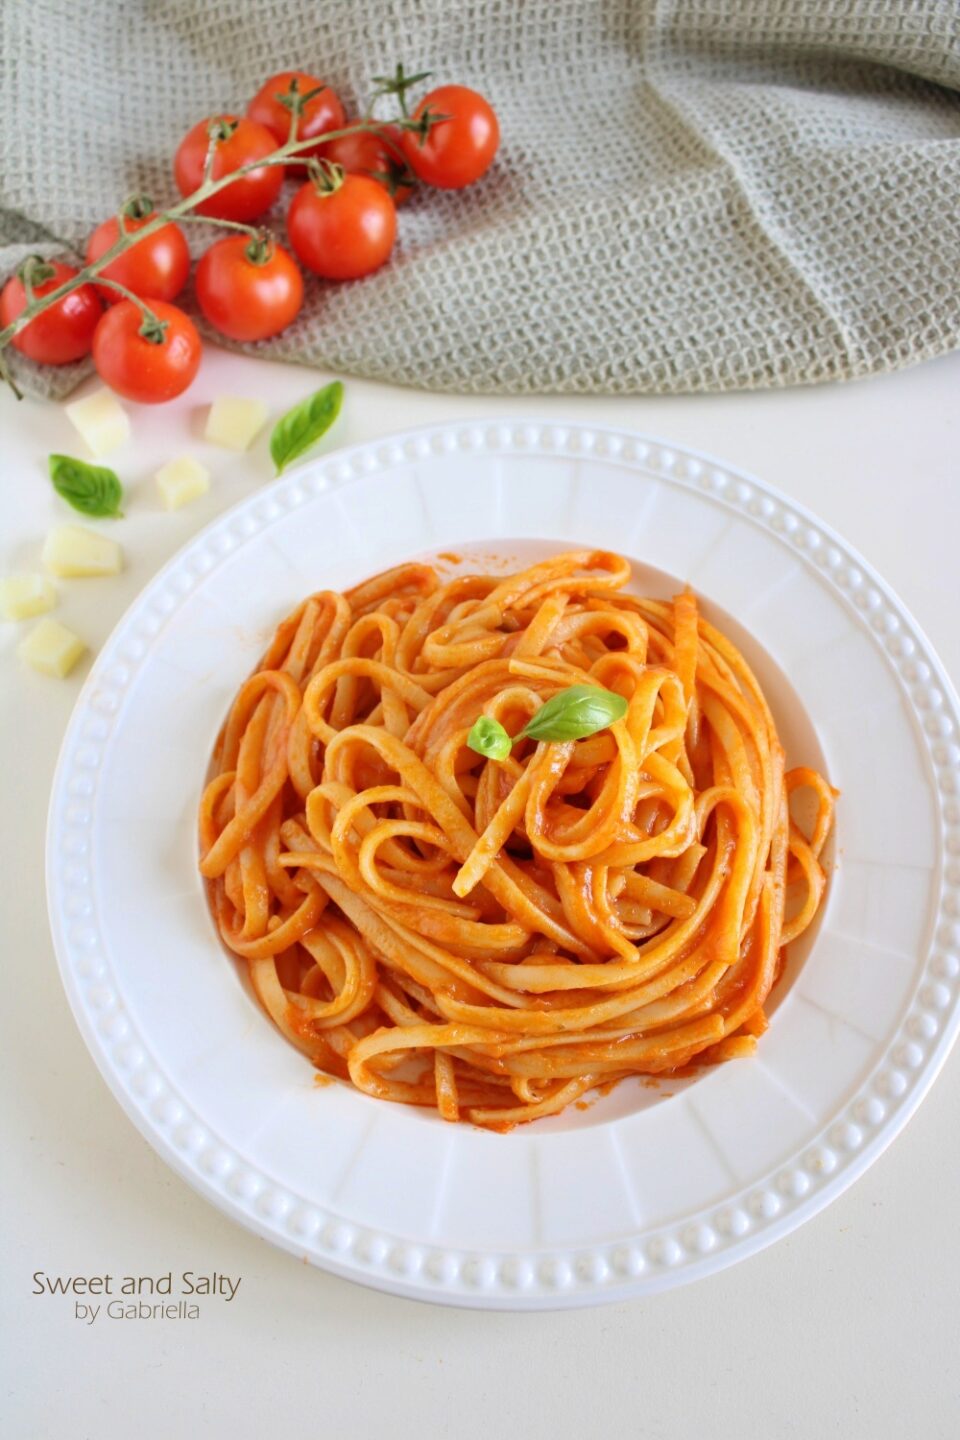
[269,381,344,475]
[48,454,123,518]
[466,714,512,761]
[519,684,628,743]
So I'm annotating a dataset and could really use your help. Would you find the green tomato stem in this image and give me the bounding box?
[119,194,155,226]
[0,346,23,400]
[175,213,262,237]
[93,277,166,340]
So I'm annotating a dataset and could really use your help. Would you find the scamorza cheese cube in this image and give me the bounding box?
[64,388,130,458]
[156,455,211,511]
[0,573,57,620]
[17,618,87,677]
[205,396,268,451]
[41,524,123,578]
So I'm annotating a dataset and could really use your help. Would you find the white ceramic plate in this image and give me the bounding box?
[47,420,960,1309]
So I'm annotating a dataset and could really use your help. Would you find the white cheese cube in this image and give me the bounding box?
[205,396,268,451]
[64,388,130,457]
[17,618,87,677]
[41,524,123,578]
[156,455,211,511]
[0,573,57,620]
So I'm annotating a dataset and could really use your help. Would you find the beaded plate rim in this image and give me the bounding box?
[46,418,960,1309]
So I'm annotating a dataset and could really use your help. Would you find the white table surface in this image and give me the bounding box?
[3,346,959,1439]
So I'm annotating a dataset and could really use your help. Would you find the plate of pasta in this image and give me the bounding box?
[47,420,960,1307]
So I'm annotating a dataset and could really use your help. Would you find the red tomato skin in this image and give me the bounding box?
[174,115,283,222]
[92,300,202,403]
[321,125,413,205]
[402,85,499,189]
[195,236,304,341]
[85,214,191,305]
[287,176,397,280]
[247,70,345,164]
[0,262,102,364]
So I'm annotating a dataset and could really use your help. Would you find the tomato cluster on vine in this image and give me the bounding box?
[0,68,499,404]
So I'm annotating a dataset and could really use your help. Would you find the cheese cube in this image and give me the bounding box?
[41,525,123,578]
[64,388,130,458]
[156,455,210,511]
[18,618,87,677]
[205,396,268,451]
[0,573,57,620]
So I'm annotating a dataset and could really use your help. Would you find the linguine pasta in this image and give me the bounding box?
[199,550,834,1129]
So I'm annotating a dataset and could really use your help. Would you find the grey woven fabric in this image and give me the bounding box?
[2,0,959,400]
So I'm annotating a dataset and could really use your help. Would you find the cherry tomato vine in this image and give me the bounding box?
[0,65,500,403]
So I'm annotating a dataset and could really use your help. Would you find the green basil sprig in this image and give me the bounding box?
[269,380,344,475]
[519,684,628,742]
[48,454,123,518]
[466,713,513,760]
[466,684,628,759]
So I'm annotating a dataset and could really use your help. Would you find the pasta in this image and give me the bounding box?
[199,550,835,1129]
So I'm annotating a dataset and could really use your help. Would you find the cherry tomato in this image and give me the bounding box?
[174,115,283,222]
[402,85,499,189]
[92,300,201,403]
[322,125,414,206]
[195,234,303,341]
[287,171,396,280]
[247,70,344,166]
[86,207,190,305]
[0,260,102,365]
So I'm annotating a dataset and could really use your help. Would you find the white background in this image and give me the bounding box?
[2,346,959,1438]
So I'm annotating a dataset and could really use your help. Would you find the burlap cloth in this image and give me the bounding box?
[2,1,959,400]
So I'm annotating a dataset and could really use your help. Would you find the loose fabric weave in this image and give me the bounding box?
[2,1,959,399]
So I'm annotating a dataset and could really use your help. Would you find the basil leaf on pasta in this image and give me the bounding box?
[519,684,627,742]
[466,714,512,760]
[48,454,123,518]
[269,381,344,475]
